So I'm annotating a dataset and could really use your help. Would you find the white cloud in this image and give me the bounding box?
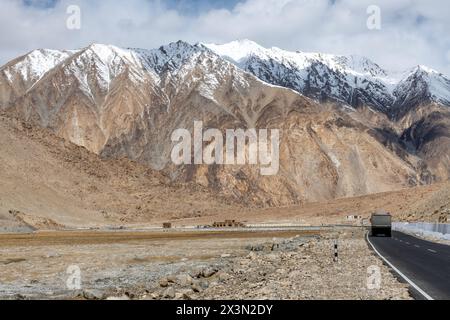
[1,0,449,75]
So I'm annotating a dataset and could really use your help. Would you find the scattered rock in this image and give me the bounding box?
[159,278,169,287]
[124,291,135,299]
[189,268,203,278]
[82,289,105,300]
[191,282,203,293]
[239,259,250,266]
[246,244,264,251]
[248,252,257,260]
[199,279,209,290]
[195,235,412,300]
[182,292,193,300]
[175,289,193,300]
[106,295,130,300]
[176,274,193,286]
[163,287,175,299]
[202,267,216,278]
[146,292,160,300]
[217,272,231,282]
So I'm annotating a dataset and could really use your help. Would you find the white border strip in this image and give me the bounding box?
[366,233,434,300]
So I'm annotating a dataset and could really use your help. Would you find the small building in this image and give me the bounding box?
[162,222,172,229]
[212,220,245,228]
[346,214,362,221]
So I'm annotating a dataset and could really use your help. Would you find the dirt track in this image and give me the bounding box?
[0,229,320,247]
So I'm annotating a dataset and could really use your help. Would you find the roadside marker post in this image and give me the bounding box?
[333,240,338,262]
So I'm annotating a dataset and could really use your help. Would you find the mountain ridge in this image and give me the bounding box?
[0,40,449,207]
[3,40,449,115]
[203,39,450,115]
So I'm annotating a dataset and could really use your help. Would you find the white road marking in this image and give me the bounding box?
[427,249,437,253]
[366,233,434,301]
[405,242,410,245]
[414,245,420,248]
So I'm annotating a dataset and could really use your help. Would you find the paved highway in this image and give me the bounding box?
[368,231,450,300]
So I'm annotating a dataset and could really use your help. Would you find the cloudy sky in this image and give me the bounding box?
[1,0,449,75]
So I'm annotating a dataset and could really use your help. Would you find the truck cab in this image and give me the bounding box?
[370,210,392,237]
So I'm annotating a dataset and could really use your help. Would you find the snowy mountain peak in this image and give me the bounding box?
[134,40,209,75]
[0,48,75,83]
[332,55,387,77]
[393,64,450,109]
[84,43,123,59]
[202,39,269,62]
[414,65,441,75]
[1,40,449,115]
[205,40,388,76]
[79,43,144,67]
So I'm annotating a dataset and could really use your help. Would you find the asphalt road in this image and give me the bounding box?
[368,231,450,300]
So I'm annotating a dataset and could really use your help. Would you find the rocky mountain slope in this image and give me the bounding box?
[205,41,450,184]
[0,113,237,229]
[0,40,448,207]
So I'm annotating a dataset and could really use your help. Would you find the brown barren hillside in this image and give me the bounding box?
[0,113,240,230]
[1,111,448,230]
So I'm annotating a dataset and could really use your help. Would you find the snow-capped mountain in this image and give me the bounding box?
[2,48,76,84]
[0,40,449,206]
[2,39,449,116]
[204,40,450,115]
[393,65,450,116]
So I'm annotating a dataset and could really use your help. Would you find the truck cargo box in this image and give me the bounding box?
[370,210,392,237]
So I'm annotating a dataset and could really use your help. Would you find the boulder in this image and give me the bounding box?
[176,289,193,300]
[176,274,193,286]
[217,272,231,281]
[82,289,105,300]
[191,282,203,293]
[163,287,176,299]
[189,268,203,278]
[159,278,169,287]
[199,279,209,289]
[202,267,217,278]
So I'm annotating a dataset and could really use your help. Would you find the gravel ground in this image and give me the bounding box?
[193,233,412,300]
[0,230,412,300]
[0,231,296,299]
